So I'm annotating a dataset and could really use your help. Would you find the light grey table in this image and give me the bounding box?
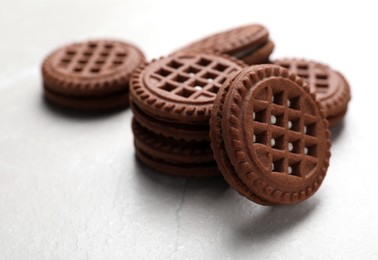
[1,0,378,259]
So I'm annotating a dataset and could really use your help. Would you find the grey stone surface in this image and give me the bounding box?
[0,1,377,259]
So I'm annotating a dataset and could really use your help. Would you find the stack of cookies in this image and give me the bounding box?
[128,23,351,205]
[41,23,351,205]
[129,53,246,177]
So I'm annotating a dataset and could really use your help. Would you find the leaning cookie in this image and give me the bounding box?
[274,58,351,127]
[42,39,145,111]
[210,64,331,205]
[174,24,274,65]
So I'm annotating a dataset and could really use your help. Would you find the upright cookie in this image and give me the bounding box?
[130,52,246,140]
[42,39,146,110]
[175,24,274,65]
[274,58,351,127]
[210,65,331,205]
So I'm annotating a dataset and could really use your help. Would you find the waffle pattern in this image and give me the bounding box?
[274,58,351,118]
[210,65,331,205]
[252,80,321,178]
[56,41,129,76]
[148,55,240,102]
[275,59,330,98]
[42,39,145,96]
[130,53,246,121]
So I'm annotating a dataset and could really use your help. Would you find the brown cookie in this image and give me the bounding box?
[130,101,210,141]
[44,89,129,110]
[132,118,214,164]
[274,58,351,127]
[175,24,274,65]
[326,108,347,127]
[130,52,246,124]
[135,148,219,178]
[42,39,145,110]
[210,64,331,205]
[133,119,219,177]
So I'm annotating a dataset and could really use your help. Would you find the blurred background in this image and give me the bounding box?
[0,0,377,259]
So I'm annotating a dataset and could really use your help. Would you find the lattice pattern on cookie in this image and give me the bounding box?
[57,41,129,76]
[252,84,320,178]
[275,60,330,97]
[149,55,239,102]
[274,58,352,121]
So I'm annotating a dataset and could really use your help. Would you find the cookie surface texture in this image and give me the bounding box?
[210,64,331,205]
[130,53,246,123]
[42,39,145,110]
[274,58,351,127]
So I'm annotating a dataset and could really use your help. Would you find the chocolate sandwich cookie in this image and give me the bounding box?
[130,52,246,141]
[175,24,274,65]
[135,149,219,178]
[274,58,351,127]
[42,39,145,110]
[132,119,219,177]
[130,101,210,141]
[132,119,214,164]
[130,52,245,176]
[210,65,331,205]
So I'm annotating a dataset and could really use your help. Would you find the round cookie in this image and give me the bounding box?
[42,39,146,110]
[210,64,331,205]
[326,109,347,128]
[133,118,219,177]
[44,89,129,110]
[135,148,219,178]
[274,58,351,127]
[133,118,219,178]
[175,24,274,65]
[130,101,210,141]
[129,52,246,124]
[132,119,214,164]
